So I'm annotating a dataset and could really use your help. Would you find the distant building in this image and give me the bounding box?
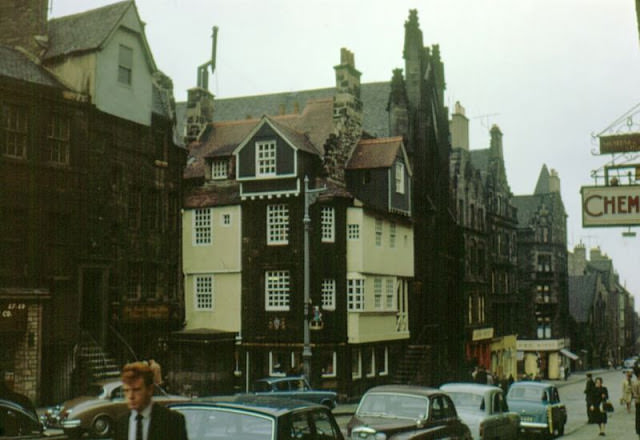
[512,165,572,379]
[0,1,184,403]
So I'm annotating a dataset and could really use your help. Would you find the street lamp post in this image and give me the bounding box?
[303,176,325,381]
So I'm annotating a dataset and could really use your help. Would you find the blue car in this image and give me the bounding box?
[506,382,566,438]
[246,376,337,409]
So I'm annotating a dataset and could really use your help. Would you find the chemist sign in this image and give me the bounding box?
[581,185,640,227]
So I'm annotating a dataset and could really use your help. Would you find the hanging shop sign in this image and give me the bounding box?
[599,132,640,154]
[581,185,640,227]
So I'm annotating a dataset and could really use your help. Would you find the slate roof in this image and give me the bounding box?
[569,274,597,323]
[0,46,66,88]
[176,81,392,142]
[184,99,333,180]
[184,181,241,208]
[534,165,552,195]
[469,149,490,176]
[347,137,404,169]
[512,192,566,227]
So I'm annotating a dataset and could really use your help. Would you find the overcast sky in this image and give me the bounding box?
[50,0,640,306]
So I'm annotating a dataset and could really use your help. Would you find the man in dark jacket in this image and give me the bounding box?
[585,373,595,423]
[114,362,187,440]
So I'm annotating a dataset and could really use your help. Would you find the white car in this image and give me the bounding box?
[440,382,520,440]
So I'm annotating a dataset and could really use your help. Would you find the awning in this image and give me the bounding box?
[560,348,579,360]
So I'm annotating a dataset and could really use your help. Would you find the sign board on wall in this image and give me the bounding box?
[581,185,640,227]
[0,302,28,332]
[599,132,640,154]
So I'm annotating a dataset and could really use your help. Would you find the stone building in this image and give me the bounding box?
[512,165,572,379]
[0,1,185,403]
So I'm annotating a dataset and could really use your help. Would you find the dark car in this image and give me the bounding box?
[506,381,567,438]
[246,376,337,409]
[347,385,472,440]
[170,395,344,440]
[42,379,189,438]
[0,398,65,439]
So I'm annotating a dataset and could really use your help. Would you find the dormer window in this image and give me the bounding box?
[395,162,405,194]
[118,45,133,85]
[256,140,277,177]
[211,159,228,179]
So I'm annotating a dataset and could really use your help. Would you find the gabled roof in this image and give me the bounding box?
[512,192,566,227]
[184,99,333,179]
[347,137,410,173]
[469,149,490,175]
[0,46,66,88]
[569,274,598,323]
[44,1,156,71]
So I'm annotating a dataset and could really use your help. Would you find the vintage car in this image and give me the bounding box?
[506,381,567,438]
[42,379,189,438]
[440,383,520,440]
[245,376,337,409]
[346,384,472,440]
[170,395,344,440]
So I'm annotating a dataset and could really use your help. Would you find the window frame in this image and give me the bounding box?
[194,274,214,311]
[375,219,383,247]
[395,161,405,194]
[347,278,364,311]
[267,204,289,245]
[193,208,213,246]
[351,349,362,379]
[321,351,337,378]
[211,158,228,179]
[255,140,277,177]
[321,206,335,243]
[347,223,360,240]
[265,270,290,311]
[321,278,336,311]
[117,44,133,85]
[2,103,28,159]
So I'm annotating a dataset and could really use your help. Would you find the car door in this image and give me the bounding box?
[547,387,565,430]
[422,395,462,439]
[309,408,344,440]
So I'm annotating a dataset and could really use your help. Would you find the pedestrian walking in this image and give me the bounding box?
[589,376,609,436]
[622,371,634,413]
[114,361,187,440]
[585,373,596,423]
[148,359,163,386]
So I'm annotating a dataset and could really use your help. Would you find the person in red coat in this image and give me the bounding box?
[114,362,187,440]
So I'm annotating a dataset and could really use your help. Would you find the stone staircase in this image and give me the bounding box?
[75,333,121,384]
[392,344,432,385]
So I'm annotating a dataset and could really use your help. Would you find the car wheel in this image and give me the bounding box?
[91,415,114,438]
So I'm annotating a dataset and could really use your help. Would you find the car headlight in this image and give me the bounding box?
[351,426,387,440]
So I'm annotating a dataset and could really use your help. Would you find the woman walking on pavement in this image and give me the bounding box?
[589,376,609,436]
[623,370,634,413]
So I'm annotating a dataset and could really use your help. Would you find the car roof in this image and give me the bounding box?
[440,382,503,393]
[171,396,324,417]
[362,385,442,397]
[508,381,553,390]
[0,398,39,423]
[256,376,305,383]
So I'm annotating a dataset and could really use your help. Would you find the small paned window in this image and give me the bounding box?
[222,213,231,226]
[347,224,360,240]
[265,270,290,311]
[267,204,289,244]
[352,349,362,379]
[194,208,212,245]
[374,278,383,309]
[211,159,228,179]
[395,162,405,194]
[118,45,133,85]
[375,219,383,247]
[389,222,396,248]
[321,207,335,243]
[46,113,70,164]
[537,254,552,272]
[2,103,28,158]
[321,351,337,378]
[195,275,213,310]
[347,278,364,311]
[385,278,395,309]
[321,279,336,310]
[256,140,277,176]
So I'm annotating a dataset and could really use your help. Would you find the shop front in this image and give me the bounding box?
[466,327,494,370]
[491,334,517,381]
[517,338,576,380]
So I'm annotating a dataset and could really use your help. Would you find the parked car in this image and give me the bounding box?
[170,395,344,440]
[245,375,337,409]
[42,379,189,438]
[506,381,567,438]
[623,356,637,371]
[440,383,520,440]
[0,397,61,439]
[346,384,472,440]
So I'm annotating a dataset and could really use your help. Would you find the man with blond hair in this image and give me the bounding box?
[114,362,187,440]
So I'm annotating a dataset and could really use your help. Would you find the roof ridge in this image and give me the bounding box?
[49,0,131,22]
[359,136,403,145]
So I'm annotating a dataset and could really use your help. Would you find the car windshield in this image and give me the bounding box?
[84,384,107,397]
[508,387,546,402]
[446,391,485,410]
[174,406,274,440]
[357,393,429,420]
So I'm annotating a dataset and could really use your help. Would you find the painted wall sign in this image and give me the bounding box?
[581,185,640,227]
[0,302,28,332]
[599,132,640,154]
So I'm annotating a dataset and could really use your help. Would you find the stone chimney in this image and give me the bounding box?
[569,243,587,275]
[184,87,214,144]
[450,101,469,150]
[333,48,362,132]
[0,0,49,57]
[548,168,561,193]
[387,68,409,139]
[490,124,503,159]
[590,246,603,261]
